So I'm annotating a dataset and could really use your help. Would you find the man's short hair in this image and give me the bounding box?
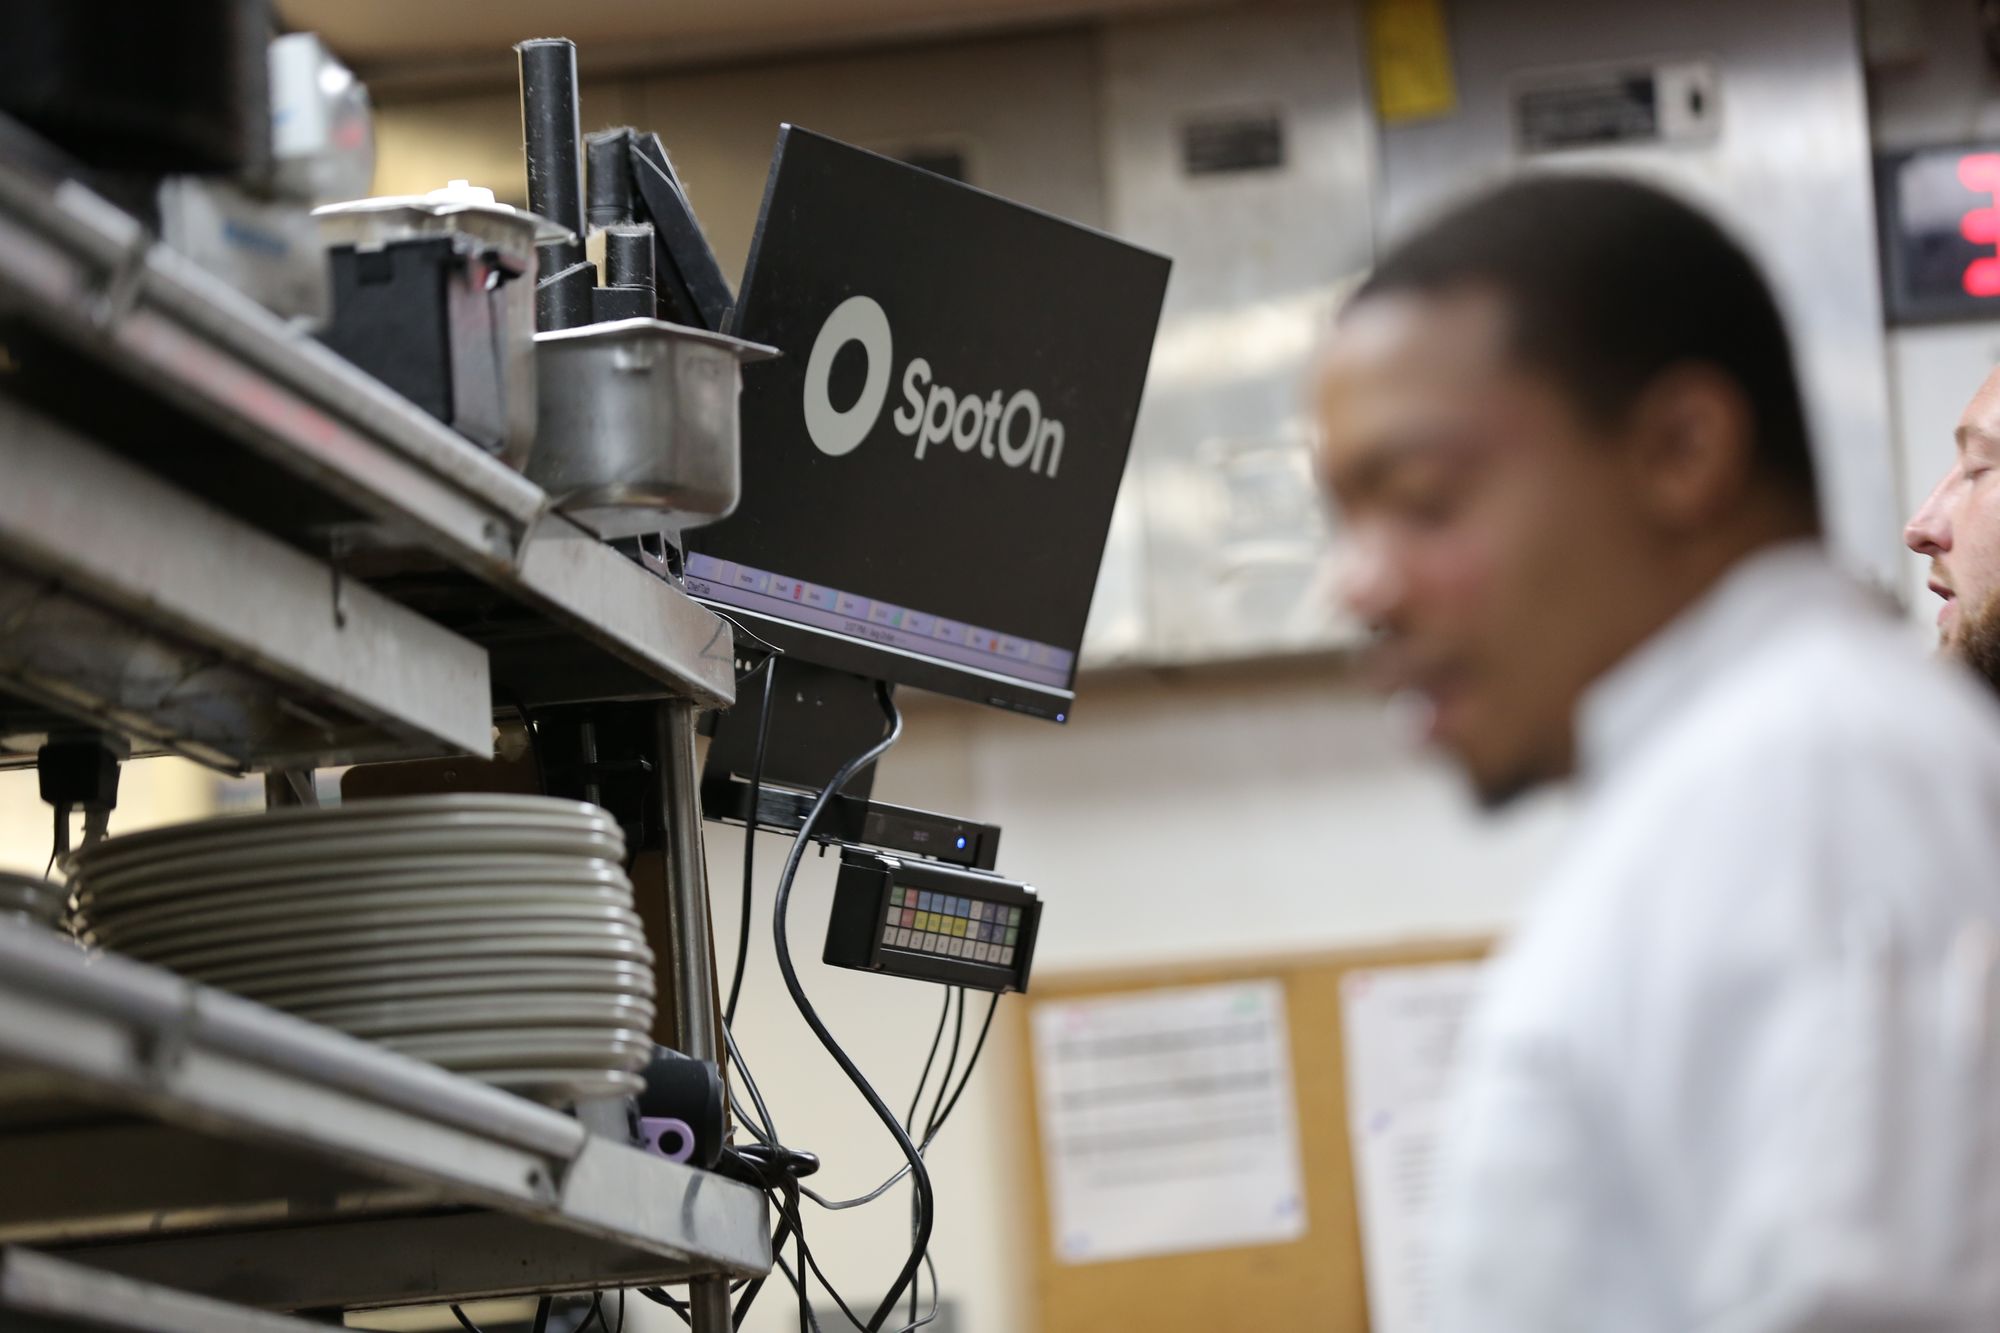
[1352,174,1821,517]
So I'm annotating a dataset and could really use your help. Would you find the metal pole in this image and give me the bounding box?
[655,699,734,1333]
[655,699,719,1064]
[685,1281,732,1332]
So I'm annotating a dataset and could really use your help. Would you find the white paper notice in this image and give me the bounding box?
[1339,962,1487,1333]
[1030,979,1307,1265]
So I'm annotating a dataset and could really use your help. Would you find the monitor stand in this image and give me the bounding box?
[701,658,1001,871]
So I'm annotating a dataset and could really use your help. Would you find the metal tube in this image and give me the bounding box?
[686,1277,732,1333]
[656,699,720,1064]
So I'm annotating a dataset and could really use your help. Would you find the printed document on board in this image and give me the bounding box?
[1340,961,1488,1333]
[1031,979,1308,1265]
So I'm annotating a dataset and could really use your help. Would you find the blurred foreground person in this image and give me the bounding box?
[1908,366,2000,690]
[1317,175,2000,1332]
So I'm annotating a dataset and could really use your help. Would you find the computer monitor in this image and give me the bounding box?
[684,127,1170,722]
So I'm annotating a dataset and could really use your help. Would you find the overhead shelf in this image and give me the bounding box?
[0,117,738,749]
[0,395,493,770]
[0,922,772,1311]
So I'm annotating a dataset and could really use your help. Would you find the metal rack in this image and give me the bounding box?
[0,116,766,1325]
[0,924,771,1311]
[0,123,737,770]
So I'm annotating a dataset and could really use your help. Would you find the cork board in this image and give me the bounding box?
[1015,936,1491,1333]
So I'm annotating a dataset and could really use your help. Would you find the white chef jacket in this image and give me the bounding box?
[1434,542,2000,1333]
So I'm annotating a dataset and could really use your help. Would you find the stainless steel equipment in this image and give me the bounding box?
[315,183,571,469]
[528,318,777,540]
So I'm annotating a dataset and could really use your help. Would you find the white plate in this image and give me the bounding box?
[157,931,655,987]
[97,901,645,955]
[78,857,629,916]
[471,1067,645,1105]
[381,1026,655,1069]
[293,994,657,1038]
[65,795,619,864]
[84,876,632,940]
[76,830,626,893]
[239,963,657,1009]
[134,917,651,973]
[71,808,625,879]
[85,882,635,944]
[206,952,656,997]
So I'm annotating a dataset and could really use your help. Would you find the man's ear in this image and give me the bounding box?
[1622,364,1757,532]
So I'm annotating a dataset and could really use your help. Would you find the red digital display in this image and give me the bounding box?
[1958,153,2000,298]
[1878,143,2000,323]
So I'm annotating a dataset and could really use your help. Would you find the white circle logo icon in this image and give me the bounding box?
[802,295,893,457]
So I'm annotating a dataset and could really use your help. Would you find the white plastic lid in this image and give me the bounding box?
[427,179,498,206]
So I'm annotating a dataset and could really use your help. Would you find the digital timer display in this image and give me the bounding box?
[1877,144,2000,323]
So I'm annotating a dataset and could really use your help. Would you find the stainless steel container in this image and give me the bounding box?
[314,184,570,469]
[529,318,778,540]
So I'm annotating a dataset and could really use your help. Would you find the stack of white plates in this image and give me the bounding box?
[69,795,656,1105]
[0,871,66,932]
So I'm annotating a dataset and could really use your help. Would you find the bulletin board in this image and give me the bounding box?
[1014,936,1492,1333]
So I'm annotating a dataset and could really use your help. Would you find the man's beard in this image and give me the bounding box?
[1954,590,2000,694]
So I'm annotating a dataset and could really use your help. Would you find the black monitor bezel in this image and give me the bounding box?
[699,124,1167,723]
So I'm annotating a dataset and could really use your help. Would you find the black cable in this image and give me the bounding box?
[797,988,952,1213]
[898,1247,942,1333]
[532,1295,553,1333]
[769,1253,823,1333]
[449,1306,484,1333]
[906,991,953,1132]
[639,1287,690,1326]
[724,653,778,1026]
[724,1019,779,1147]
[729,1196,798,1327]
[795,1184,812,1333]
[577,1292,604,1333]
[615,1289,625,1333]
[800,990,999,1212]
[924,994,999,1140]
[770,684,925,1330]
[923,991,966,1145]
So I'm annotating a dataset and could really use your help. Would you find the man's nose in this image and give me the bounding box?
[1906,474,1953,558]
[1337,532,1405,628]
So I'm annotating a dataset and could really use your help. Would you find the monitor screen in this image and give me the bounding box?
[684,127,1170,721]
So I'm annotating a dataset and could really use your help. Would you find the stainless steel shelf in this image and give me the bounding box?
[0,123,737,733]
[0,396,493,770]
[0,922,772,1312]
[0,1249,327,1333]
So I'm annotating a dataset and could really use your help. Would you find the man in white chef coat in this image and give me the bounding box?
[1316,173,2000,1332]
[1909,366,2000,690]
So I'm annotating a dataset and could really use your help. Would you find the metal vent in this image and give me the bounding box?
[1181,112,1285,176]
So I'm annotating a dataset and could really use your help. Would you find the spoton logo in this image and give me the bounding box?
[801,295,1066,478]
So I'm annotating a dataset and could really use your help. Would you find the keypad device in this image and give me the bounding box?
[879,885,1023,967]
[823,845,1040,994]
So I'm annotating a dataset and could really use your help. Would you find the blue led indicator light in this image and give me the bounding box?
[956,836,967,850]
